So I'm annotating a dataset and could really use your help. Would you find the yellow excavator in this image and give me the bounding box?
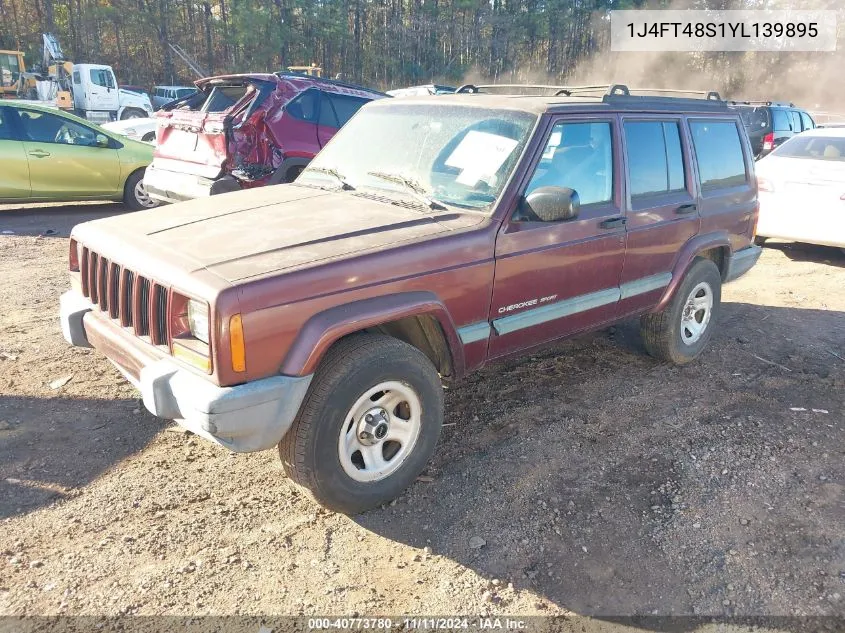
[0,49,26,98]
[1,35,74,109]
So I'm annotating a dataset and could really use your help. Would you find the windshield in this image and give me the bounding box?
[772,135,845,161]
[299,104,537,211]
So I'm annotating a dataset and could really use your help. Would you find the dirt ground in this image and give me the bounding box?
[0,202,843,626]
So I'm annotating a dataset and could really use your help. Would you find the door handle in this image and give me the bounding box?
[599,217,627,230]
[28,150,51,158]
[675,203,697,214]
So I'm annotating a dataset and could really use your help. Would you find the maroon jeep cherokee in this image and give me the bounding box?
[61,84,761,513]
[143,72,385,203]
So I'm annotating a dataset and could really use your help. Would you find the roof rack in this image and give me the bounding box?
[727,99,795,108]
[455,83,722,101]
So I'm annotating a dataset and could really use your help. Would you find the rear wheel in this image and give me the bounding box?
[279,334,444,514]
[640,258,722,365]
[754,236,767,246]
[123,170,159,211]
[286,165,305,182]
[141,132,156,143]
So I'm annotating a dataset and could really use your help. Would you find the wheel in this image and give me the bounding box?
[123,170,159,211]
[640,258,722,365]
[286,165,305,182]
[279,333,444,514]
[754,236,767,246]
[121,108,146,120]
[141,132,156,143]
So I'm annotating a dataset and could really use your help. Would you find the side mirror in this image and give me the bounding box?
[522,186,580,222]
[95,134,109,148]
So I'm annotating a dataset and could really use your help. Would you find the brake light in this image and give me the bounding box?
[757,176,775,193]
[762,132,774,151]
[68,238,79,272]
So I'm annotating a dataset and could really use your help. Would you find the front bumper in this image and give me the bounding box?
[725,244,762,282]
[143,165,241,204]
[60,291,312,452]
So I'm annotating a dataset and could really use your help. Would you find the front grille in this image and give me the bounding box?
[79,246,168,346]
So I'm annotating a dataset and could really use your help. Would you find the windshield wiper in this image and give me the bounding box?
[366,171,447,210]
[302,166,355,191]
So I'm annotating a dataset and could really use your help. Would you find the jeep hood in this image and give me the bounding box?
[74,185,479,283]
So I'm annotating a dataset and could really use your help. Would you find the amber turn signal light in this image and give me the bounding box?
[230,314,246,373]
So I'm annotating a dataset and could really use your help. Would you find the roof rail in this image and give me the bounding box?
[455,83,722,101]
[727,99,795,108]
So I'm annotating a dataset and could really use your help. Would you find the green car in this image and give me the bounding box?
[0,102,156,210]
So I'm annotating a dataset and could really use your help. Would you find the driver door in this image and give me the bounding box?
[17,109,121,199]
[488,117,626,359]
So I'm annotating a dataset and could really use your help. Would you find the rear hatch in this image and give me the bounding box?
[732,105,771,154]
[153,75,281,180]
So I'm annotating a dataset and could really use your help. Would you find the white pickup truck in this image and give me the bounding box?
[70,63,153,123]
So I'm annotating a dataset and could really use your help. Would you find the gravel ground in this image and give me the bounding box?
[0,203,843,626]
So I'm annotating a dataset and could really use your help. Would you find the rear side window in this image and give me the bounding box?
[623,120,685,197]
[318,92,339,128]
[176,88,195,99]
[0,107,16,140]
[286,89,319,123]
[772,109,791,132]
[73,71,81,85]
[689,120,747,190]
[789,111,802,133]
[328,94,370,127]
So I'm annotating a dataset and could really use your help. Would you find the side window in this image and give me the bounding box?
[89,69,110,88]
[800,111,814,131]
[689,120,747,190]
[772,109,791,132]
[0,107,17,140]
[285,89,319,123]
[328,94,370,127]
[623,120,685,197]
[73,71,81,85]
[318,92,339,128]
[17,109,98,146]
[525,121,613,208]
[154,88,163,97]
[789,110,802,133]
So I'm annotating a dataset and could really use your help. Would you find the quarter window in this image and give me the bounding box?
[525,121,613,207]
[327,93,370,127]
[689,121,747,190]
[623,121,685,197]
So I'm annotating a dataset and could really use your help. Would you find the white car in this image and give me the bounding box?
[755,128,845,251]
[100,117,157,144]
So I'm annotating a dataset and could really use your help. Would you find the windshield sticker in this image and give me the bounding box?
[446,130,519,186]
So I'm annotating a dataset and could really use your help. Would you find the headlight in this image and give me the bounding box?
[187,299,209,344]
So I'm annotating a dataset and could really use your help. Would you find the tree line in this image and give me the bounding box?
[0,0,842,110]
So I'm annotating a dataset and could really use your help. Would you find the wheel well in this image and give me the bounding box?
[698,246,728,279]
[359,315,454,378]
[286,164,305,182]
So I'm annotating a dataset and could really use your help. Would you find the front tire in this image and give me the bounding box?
[121,108,146,120]
[640,258,722,365]
[280,334,444,514]
[123,170,159,211]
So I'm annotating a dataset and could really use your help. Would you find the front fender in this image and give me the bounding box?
[651,232,731,313]
[279,291,464,377]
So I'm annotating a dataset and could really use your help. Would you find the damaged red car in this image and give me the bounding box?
[143,73,386,203]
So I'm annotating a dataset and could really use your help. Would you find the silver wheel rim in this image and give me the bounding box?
[680,281,713,345]
[134,181,156,208]
[337,380,422,483]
